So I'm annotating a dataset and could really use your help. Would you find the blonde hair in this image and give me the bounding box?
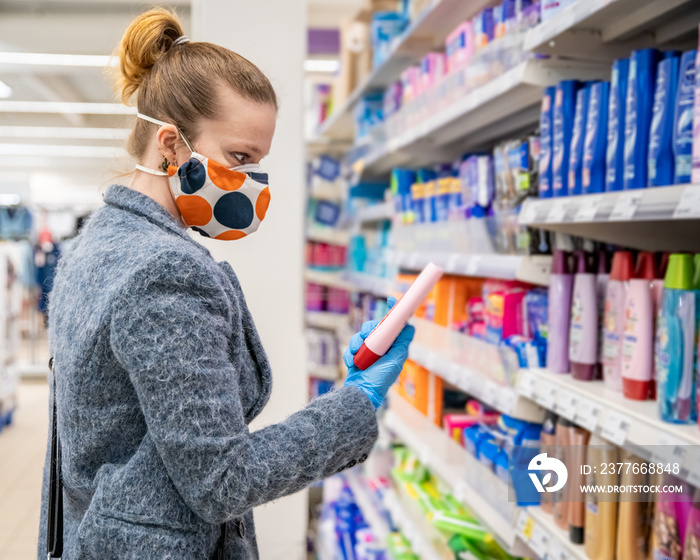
[114,7,277,159]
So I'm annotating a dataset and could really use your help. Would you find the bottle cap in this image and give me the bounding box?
[623,378,651,401]
[551,250,571,275]
[658,252,670,277]
[665,254,694,290]
[596,250,610,275]
[634,252,657,280]
[694,254,700,290]
[570,525,584,545]
[610,251,633,281]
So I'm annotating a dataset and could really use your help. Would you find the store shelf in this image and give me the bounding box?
[306,311,349,332]
[357,59,609,176]
[409,319,545,423]
[524,0,700,62]
[356,201,394,224]
[389,250,552,286]
[308,181,345,202]
[304,268,354,290]
[308,364,339,381]
[384,392,525,555]
[344,471,391,544]
[519,185,700,251]
[516,508,587,560]
[518,368,700,483]
[306,226,350,246]
[313,0,500,142]
[341,272,396,298]
[383,488,443,560]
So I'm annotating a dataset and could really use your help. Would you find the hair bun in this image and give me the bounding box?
[115,8,184,104]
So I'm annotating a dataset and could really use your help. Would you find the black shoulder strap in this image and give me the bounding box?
[47,356,63,559]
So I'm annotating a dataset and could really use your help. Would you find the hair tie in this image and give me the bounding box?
[173,35,189,46]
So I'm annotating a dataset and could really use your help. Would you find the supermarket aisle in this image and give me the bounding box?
[0,382,48,560]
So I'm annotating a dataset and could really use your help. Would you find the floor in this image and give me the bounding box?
[0,381,49,560]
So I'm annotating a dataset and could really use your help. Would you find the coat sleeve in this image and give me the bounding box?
[109,250,377,524]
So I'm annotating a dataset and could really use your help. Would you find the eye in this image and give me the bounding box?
[232,152,251,164]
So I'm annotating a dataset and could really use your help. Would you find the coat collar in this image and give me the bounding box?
[103,184,211,256]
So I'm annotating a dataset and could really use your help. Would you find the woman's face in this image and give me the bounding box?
[174,85,277,169]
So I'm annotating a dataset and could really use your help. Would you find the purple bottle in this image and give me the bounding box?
[547,250,574,373]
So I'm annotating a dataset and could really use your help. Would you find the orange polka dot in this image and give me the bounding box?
[255,187,271,221]
[208,159,245,191]
[167,165,178,177]
[176,195,212,227]
[215,230,247,241]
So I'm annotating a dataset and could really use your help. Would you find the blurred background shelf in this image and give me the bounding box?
[305,311,349,332]
[304,268,354,290]
[306,226,351,246]
[341,271,396,298]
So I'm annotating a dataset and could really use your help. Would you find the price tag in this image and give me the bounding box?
[519,200,542,225]
[555,389,578,421]
[454,481,468,504]
[466,255,483,276]
[529,523,550,558]
[419,445,431,467]
[518,370,537,400]
[600,409,631,446]
[515,510,530,537]
[685,448,700,487]
[483,382,498,406]
[573,196,602,222]
[468,375,483,398]
[546,199,569,223]
[446,253,461,273]
[652,432,687,467]
[574,397,602,433]
[610,191,642,221]
[673,187,700,219]
[407,252,420,268]
[537,383,557,410]
[547,538,573,560]
[522,516,535,541]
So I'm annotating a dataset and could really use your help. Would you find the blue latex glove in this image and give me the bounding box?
[343,297,415,409]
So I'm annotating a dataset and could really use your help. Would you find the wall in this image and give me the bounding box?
[191,1,309,558]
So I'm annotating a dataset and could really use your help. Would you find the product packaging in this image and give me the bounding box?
[616,451,653,560]
[674,49,697,184]
[569,85,591,195]
[651,475,692,560]
[553,80,581,197]
[547,250,573,373]
[539,86,556,198]
[538,410,558,514]
[596,251,611,379]
[606,58,630,191]
[582,81,610,194]
[584,435,619,560]
[570,251,598,380]
[602,251,633,391]
[648,53,680,186]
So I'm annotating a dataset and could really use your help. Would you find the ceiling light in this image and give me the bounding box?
[0,126,130,140]
[0,101,135,115]
[0,144,129,158]
[0,52,115,67]
[0,194,21,205]
[304,59,340,73]
[0,81,11,99]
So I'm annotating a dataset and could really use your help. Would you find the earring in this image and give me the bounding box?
[160,157,170,173]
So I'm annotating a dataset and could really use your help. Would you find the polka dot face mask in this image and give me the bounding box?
[134,113,271,241]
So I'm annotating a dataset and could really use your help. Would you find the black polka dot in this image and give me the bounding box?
[179,158,206,194]
[213,192,254,229]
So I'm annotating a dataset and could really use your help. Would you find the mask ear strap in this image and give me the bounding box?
[137,112,195,153]
[135,164,168,177]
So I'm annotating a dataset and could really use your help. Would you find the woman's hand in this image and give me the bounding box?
[343,297,415,409]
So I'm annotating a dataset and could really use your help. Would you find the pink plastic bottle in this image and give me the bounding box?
[602,251,633,391]
[569,252,598,380]
[621,252,656,400]
[547,250,574,374]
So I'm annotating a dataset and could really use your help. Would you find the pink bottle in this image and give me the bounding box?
[354,263,443,370]
[546,250,574,374]
[621,252,656,400]
[650,252,669,399]
[602,251,633,391]
[595,251,610,380]
[569,252,598,381]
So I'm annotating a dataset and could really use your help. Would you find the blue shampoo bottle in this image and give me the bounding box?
[582,81,610,194]
[553,80,581,197]
[605,58,629,191]
[648,53,680,187]
[539,86,556,198]
[624,48,661,189]
[569,85,591,195]
[673,50,697,184]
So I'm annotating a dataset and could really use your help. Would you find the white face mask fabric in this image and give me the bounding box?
[134,113,271,241]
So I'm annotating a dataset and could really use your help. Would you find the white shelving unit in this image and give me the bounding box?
[305,311,349,332]
[304,268,354,291]
[356,202,394,224]
[383,488,443,560]
[344,471,390,543]
[516,508,587,560]
[341,272,396,298]
[519,184,700,251]
[306,226,350,246]
[307,364,339,381]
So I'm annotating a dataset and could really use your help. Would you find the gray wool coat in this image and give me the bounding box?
[36,184,379,559]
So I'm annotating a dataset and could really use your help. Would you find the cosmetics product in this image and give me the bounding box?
[624,48,661,189]
[648,53,680,186]
[656,254,697,423]
[585,436,619,560]
[616,450,653,560]
[570,251,598,380]
[553,417,572,530]
[684,487,700,560]
[606,58,630,192]
[651,475,692,560]
[596,251,611,379]
[602,251,633,391]
[621,252,656,400]
[583,81,610,194]
[568,425,590,544]
[354,263,444,369]
[674,50,697,184]
[547,250,574,373]
[569,85,591,195]
[693,38,700,183]
[392,168,417,224]
[539,410,558,514]
[553,80,581,197]
[539,86,556,198]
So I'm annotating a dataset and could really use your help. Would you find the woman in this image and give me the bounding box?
[37,8,413,560]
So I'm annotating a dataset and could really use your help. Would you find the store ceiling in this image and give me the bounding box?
[0,0,358,205]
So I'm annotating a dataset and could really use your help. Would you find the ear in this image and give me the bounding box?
[155,124,181,165]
